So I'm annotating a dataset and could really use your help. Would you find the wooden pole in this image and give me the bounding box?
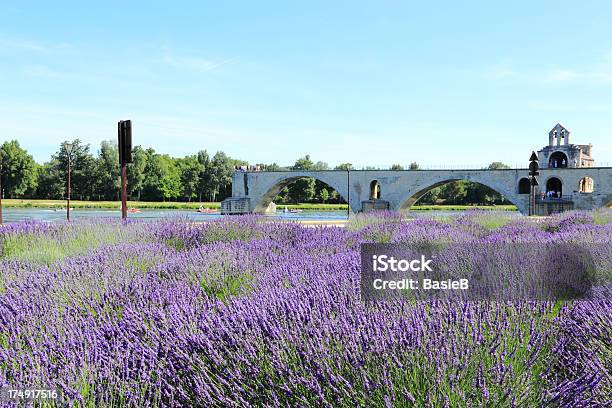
[347,169,350,219]
[0,166,3,225]
[529,183,534,216]
[67,156,71,221]
[121,160,128,220]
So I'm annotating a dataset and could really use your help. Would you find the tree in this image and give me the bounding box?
[141,149,162,201]
[141,150,182,201]
[158,155,182,201]
[390,164,404,170]
[265,162,283,171]
[487,162,511,170]
[292,155,314,171]
[334,163,353,171]
[48,140,97,200]
[176,155,203,201]
[409,162,420,170]
[196,150,211,202]
[209,151,234,201]
[95,140,121,200]
[288,155,316,203]
[0,141,38,198]
[313,161,329,171]
[320,187,329,203]
[36,161,65,199]
[439,182,467,204]
[127,146,147,200]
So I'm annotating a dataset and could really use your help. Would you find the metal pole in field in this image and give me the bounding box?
[118,120,132,220]
[64,142,75,221]
[528,151,539,216]
[528,161,533,216]
[67,155,71,221]
[0,162,3,225]
[121,160,127,220]
[346,164,352,219]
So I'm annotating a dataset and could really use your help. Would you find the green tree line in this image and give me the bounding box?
[0,140,510,205]
[0,140,241,202]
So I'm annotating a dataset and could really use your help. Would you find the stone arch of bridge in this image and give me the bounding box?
[396,178,527,214]
[252,174,355,213]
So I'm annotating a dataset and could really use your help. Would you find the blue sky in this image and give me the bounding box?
[1,1,611,168]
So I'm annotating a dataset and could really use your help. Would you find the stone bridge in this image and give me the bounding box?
[221,168,612,215]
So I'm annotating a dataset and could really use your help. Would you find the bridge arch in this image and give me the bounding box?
[395,177,528,214]
[578,176,594,193]
[369,180,381,200]
[251,173,354,213]
[545,176,563,197]
[518,178,530,194]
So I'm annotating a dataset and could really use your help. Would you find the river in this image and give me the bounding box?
[0,208,519,224]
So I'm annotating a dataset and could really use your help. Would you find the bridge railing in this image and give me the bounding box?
[235,162,611,172]
[536,195,574,202]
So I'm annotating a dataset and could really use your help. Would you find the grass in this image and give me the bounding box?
[1,199,222,210]
[2,199,518,212]
[0,223,145,264]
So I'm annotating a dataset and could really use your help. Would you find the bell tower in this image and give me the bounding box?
[548,123,570,147]
[538,123,594,168]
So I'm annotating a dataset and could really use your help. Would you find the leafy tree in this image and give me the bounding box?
[36,161,65,199]
[209,151,234,201]
[409,162,420,170]
[196,150,211,202]
[141,149,163,201]
[390,164,404,170]
[95,140,121,200]
[176,155,203,201]
[49,140,97,200]
[141,151,182,201]
[313,161,329,171]
[0,140,38,198]
[487,162,511,170]
[320,187,329,203]
[158,155,182,201]
[127,146,148,200]
[439,182,467,204]
[265,162,283,171]
[334,163,353,170]
[288,155,316,203]
[292,155,314,171]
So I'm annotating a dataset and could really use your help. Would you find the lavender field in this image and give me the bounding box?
[0,210,610,407]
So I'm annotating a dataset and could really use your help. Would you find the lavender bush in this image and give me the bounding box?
[0,210,610,407]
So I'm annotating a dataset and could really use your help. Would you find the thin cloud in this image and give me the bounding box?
[0,37,71,53]
[527,101,612,112]
[541,68,612,84]
[162,55,235,72]
[485,66,517,80]
[486,55,612,85]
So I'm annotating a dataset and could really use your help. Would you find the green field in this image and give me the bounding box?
[1,199,518,211]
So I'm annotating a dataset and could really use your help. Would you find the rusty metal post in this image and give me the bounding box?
[67,155,71,221]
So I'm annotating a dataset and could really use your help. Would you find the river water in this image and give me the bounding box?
[0,208,518,224]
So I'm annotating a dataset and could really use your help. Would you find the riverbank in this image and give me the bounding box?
[0,199,518,211]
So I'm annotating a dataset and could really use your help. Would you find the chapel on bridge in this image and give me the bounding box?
[537,123,594,169]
